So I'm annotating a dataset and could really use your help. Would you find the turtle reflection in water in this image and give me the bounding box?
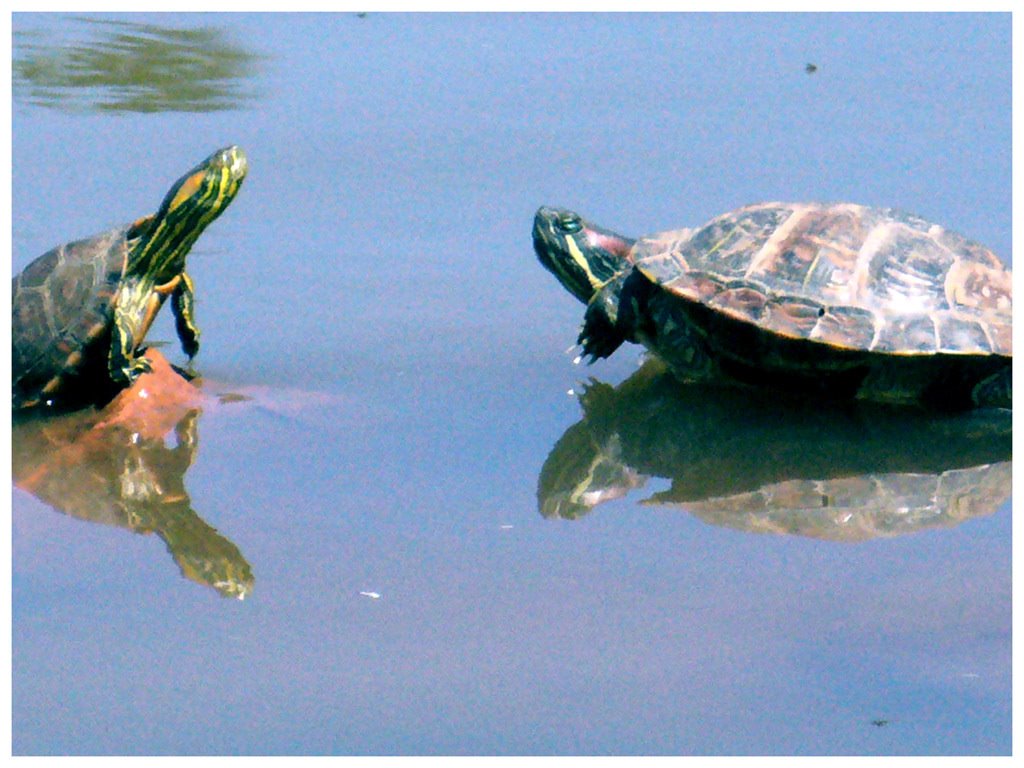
[12,352,253,598]
[538,361,1010,540]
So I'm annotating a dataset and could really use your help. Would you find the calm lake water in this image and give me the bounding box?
[11,12,1011,755]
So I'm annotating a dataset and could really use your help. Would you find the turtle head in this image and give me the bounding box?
[158,145,248,220]
[533,206,635,304]
[129,145,248,277]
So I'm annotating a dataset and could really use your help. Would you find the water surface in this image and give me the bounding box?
[11,12,1011,755]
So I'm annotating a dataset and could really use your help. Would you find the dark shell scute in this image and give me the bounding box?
[706,279,769,323]
[11,289,51,371]
[810,305,877,349]
[764,296,827,339]
[802,207,873,249]
[750,208,868,293]
[680,205,795,279]
[934,313,993,354]
[866,229,953,311]
[753,240,819,289]
[19,247,61,288]
[663,270,727,303]
[874,314,939,353]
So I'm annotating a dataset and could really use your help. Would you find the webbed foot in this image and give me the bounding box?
[114,352,153,386]
[578,277,630,362]
[172,272,200,359]
[578,308,625,361]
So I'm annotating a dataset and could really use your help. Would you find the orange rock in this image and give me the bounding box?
[94,349,206,438]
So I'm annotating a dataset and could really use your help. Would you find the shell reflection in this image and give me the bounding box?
[538,360,1010,541]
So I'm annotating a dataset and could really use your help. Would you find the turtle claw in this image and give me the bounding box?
[124,355,153,383]
[180,338,200,360]
[578,320,624,362]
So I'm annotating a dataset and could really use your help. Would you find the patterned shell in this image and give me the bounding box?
[632,203,1012,356]
[12,226,131,404]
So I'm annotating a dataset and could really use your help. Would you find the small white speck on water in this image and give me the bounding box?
[572,355,583,365]
[359,591,381,599]
[500,524,514,530]
[567,388,575,396]
[564,343,577,354]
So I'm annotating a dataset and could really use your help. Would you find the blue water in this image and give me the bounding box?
[11,12,1011,755]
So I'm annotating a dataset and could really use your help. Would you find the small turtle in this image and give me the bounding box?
[12,145,248,412]
[533,202,1011,410]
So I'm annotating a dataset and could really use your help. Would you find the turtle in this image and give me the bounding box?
[533,202,1012,410]
[12,145,248,413]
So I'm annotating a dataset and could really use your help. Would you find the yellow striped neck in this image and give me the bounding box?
[126,158,242,282]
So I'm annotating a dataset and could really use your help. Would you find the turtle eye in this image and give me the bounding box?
[557,213,583,234]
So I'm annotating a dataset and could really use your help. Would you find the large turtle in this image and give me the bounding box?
[533,202,1011,410]
[12,145,248,413]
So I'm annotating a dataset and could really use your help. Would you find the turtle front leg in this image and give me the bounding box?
[170,272,200,360]
[109,297,154,386]
[579,293,625,361]
[578,272,645,362]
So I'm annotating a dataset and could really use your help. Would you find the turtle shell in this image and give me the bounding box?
[632,202,1011,357]
[12,225,132,410]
